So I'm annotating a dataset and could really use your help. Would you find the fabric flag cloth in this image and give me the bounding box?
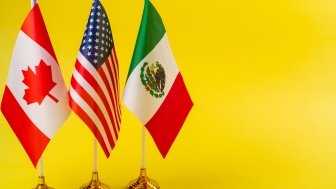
[69,0,121,157]
[123,0,193,158]
[1,4,70,167]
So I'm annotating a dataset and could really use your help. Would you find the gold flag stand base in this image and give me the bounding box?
[34,176,54,189]
[80,172,110,189]
[127,168,160,189]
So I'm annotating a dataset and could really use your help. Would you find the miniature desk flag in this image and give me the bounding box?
[69,0,121,157]
[123,0,193,157]
[1,4,70,166]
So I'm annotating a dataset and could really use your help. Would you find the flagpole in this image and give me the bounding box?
[93,138,98,172]
[80,138,110,189]
[30,1,45,187]
[35,157,53,189]
[38,158,44,177]
[30,0,53,188]
[141,125,146,169]
[127,125,159,189]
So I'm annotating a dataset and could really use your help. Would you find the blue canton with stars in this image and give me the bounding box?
[80,0,113,68]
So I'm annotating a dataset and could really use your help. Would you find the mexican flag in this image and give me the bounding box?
[123,0,193,158]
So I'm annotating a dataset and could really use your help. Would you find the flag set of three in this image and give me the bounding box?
[1,0,193,167]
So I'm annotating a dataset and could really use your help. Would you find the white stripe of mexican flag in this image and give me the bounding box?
[123,0,193,158]
[123,34,179,124]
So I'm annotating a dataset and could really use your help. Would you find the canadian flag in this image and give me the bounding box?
[1,4,70,166]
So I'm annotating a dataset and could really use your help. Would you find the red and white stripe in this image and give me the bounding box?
[69,48,121,156]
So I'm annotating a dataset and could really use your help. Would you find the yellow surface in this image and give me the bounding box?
[1,0,336,188]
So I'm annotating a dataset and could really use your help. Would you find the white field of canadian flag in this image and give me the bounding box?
[1,4,70,166]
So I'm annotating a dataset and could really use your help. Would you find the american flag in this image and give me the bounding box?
[69,0,121,157]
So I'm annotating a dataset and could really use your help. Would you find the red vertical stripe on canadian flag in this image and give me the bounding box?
[20,4,57,62]
[1,87,50,166]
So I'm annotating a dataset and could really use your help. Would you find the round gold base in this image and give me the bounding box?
[80,172,110,189]
[34,176,54,189]
[128,168,160,189]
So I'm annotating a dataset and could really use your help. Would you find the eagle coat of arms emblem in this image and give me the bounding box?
[140,61,166,98]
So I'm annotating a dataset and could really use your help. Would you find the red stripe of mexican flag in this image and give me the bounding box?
[123,0,193,157]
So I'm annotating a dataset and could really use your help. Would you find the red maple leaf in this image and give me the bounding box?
[22,60,59,105]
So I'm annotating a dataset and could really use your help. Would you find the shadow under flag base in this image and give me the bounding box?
[128,168,160,189]
[34,176,54,189]
[80,172,110,189]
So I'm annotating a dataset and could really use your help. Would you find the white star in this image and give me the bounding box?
[105,48,108,52]
[100,53,104,57]
[87,52,91,56]
[88,38,92,42]
[96,32,100,36]
[96,25,100,30]
[97,5,101,9]
[95,45,98,49]
[97,12,101,16]
[83,39,86,44]
[88,45,92,49]
[90,18,94,23]
[101,46,104,50]
[89,25,93,29]
[89,32,93,36]
[94,52,98,56]
[94,59,98,63]
[91,12,94,16]
[95,39,99,43]
[103,13,106,17]
[102,33,105,37]
[96,19,100,23]
[82,46,86,50]
[101,39,104,44]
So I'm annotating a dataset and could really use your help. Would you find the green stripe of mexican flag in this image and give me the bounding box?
[125,0,165,80]
[123,0,193,158]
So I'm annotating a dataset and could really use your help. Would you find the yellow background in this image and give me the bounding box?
[1,0,336,188]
